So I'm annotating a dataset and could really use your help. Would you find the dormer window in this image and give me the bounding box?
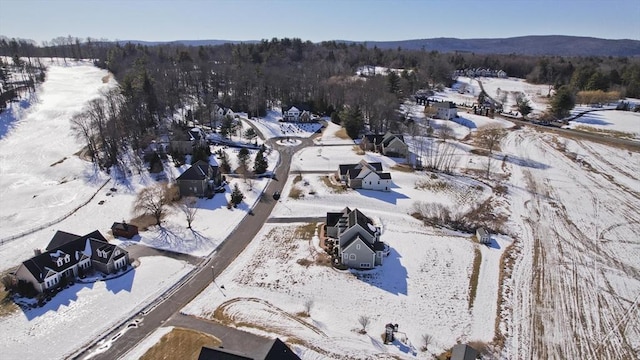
[56,258,63,267]
[65,254,70,264]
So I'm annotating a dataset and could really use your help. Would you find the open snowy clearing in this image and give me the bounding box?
[0,61,117,240]
[245,109,322,139]
[566,110,640,140]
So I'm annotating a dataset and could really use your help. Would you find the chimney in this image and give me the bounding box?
[34,249,42,256]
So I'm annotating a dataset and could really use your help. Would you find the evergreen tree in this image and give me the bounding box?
[230,183,244,207]
[341,105,364,139]
[191,145,211,164]
[253,149,268,174]
[550,85,576,119]
[219,150,231,173]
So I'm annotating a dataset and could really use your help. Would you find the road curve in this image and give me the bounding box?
[75,127,319,359]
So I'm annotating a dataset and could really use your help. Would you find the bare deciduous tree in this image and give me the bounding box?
[421,333,433,352]
[133,183,173,226]
[177,196,198,228]
[303,299,314,316]
[358,315,371,333]
[476,126,506,179]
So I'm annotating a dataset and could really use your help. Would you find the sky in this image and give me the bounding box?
[0,0,638,44]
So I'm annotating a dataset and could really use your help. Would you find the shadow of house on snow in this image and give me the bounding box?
[356,189,410,205]
[351,248,407,295]
[485,237,501,250]
[572,112,613,126]
[21,281,93,320]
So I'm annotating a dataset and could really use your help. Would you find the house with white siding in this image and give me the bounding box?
[14,230,130,293]
[337,160,392,191]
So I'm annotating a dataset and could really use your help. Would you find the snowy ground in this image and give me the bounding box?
[182,140,513,358]
[0,61,278,359]
[2,256,193,360]
[0,61,117,240]
[244,109,322,139]
[477,77,551,115]
[566,110,640,140]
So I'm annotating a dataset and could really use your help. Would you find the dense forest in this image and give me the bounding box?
[1,36,640,172]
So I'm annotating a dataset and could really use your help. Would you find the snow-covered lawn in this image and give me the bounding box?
[0,62,116,240]
[477,77,551,115]
[2,256,193,360]
[244,109,322,139]
[315,119,355,145]
[565,110,640,140]
[182,139,513,358]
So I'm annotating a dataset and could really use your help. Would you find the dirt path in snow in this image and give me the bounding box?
[500,130,640,359]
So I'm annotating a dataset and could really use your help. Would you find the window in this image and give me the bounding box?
[356,244,361,250]
[377,181,380,184]
[349,253,356,260]
[360,263,371,268]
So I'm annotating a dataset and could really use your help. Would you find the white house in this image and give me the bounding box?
[433,101,458,120]
[282,105,312,122]
[337,160,392,191]
[476,228,491,244]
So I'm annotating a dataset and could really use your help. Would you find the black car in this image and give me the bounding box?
[273,191,281,200]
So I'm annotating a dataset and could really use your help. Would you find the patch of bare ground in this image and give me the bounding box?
[574,125,636,140]
[288,187,304,199]
[320,175,346,193]
[468,247,482,309]
[140,327,220,360]
[391,164,414,172]
[129,214,157,231]
[334,127,350,140]
[101,74,110,83]
[50,157,67,167]
[352,145,365,155]
[0,284,18,318]
[493,238,520,349]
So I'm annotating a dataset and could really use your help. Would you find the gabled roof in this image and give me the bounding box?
[47,230,81,251]
[342,234,376,253]
[198,338,300,360]
[111,222,138,232]
[177,160,218,181]
[379,172,392,180]
[347,208,376,237]
[477,228,488,237]
[284,104,312,113]
[451,344,479,360]
[22,230,113,282]
[381,133,405,147]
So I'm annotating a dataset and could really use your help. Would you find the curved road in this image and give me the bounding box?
[76,128,320,359]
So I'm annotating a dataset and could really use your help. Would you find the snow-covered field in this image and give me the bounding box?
[2,60,639,360]
[566,110,640,140]
[3,256,193,359]
[0,61,116,240]
[478,77,551,115]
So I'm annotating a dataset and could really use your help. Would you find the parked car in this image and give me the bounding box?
[273,191,281,200]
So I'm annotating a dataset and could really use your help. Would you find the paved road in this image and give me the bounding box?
[76,126,319,359]
[266,216,325,223]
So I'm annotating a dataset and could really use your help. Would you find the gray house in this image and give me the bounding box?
[451,344,479,360]
[476,227,490,244]
[14,230,129,293]
[360,132,409,158]
[337,160,392,191]
[176,159,222,198]
[326,208,387,269]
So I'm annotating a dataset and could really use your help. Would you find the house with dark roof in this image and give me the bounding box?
[176,159,222,198]
[282,105,314,122]
[337,160,392,191]
[360,132,408,158]
[14,230,129,293]
[326,208,387,269]
[451,344,480,360]
[198,338,300,360]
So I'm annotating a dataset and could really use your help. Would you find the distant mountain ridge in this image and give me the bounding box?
[120,35,640,57]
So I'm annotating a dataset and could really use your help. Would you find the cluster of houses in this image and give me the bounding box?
[453,68,507,78]
[325,207,388,269]
[14,229,130,294]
